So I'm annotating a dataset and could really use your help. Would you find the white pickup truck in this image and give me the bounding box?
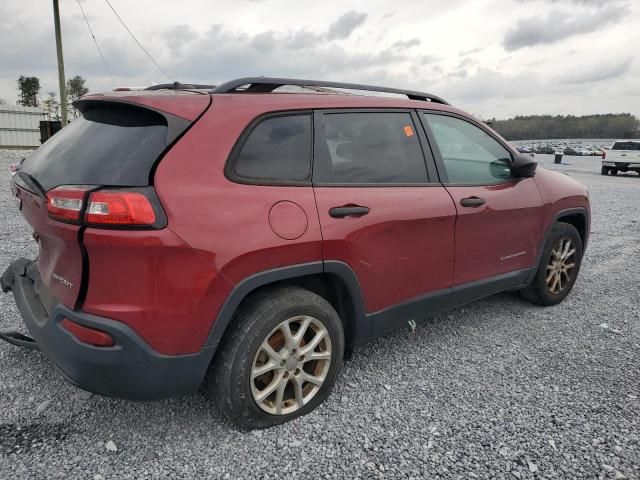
[601,140,640,176]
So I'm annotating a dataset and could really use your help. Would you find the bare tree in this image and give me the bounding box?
[42,92,61,120]
[66,75,89,118]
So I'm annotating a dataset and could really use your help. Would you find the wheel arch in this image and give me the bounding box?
[205,261,369,353]
[556,209,588,248]
[526,206,590,285]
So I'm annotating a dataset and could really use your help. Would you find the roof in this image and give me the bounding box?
[208,92,460,115]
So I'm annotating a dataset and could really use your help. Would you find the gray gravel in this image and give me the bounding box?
[1,149,639,479]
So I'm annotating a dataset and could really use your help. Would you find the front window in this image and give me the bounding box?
[422,113,513,185]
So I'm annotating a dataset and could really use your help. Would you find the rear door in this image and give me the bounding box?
[312,110,457,337]
[420,112,544,287]
[12,99,205,308]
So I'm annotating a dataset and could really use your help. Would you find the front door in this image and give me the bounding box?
[420,112,544,287]
[312,110,457,337]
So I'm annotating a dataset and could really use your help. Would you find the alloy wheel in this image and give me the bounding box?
[546,237,577,295]
[250,315,332,415]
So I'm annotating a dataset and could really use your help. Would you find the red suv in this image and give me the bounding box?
[1,78,590,429]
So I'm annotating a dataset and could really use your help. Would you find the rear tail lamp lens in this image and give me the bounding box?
[61,318,115,347]
[47,186,91,222]
[86,191,156,225]
[46,186,159,227]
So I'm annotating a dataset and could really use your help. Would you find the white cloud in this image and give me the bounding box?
[0,0,638,119]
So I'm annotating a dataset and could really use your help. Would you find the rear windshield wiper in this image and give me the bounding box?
[16,171,47,199]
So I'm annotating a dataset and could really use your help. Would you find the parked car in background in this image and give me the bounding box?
[601,140,640,175]
[2,77,590,429]
[516,145,533,153]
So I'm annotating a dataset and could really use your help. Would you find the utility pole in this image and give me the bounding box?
[53,0,68,126]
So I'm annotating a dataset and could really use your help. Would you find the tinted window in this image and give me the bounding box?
[423,113,513,184]
[21,105,168,191]
[612,142,639,151]
[315,112,428,184]
[233,114,311,183]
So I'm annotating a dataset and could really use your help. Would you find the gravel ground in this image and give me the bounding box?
[0,149,639,479]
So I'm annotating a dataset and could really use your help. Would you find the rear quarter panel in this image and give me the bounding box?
[151,97,323,351]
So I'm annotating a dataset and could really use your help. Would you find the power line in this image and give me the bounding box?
[75,0,115,86]
[103,0,173,81]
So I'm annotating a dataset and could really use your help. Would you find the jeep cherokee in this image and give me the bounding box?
[1,77,590,429]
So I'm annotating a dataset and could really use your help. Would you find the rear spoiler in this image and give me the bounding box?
[74,98,194,146]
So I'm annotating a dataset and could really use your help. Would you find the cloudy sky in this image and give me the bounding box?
[0,0,637,119]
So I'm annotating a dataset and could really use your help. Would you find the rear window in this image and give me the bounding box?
[229,113,312,184]
[612,142,640,151]
[20,104,168,191]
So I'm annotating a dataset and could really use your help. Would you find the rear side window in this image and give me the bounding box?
[230,114,312,184]
[21,104,168,192]
[315,112,429,184]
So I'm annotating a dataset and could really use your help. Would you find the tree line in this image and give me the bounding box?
[486,113,640,140]
[14,75,89,120]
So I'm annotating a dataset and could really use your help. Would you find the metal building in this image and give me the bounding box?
[0,104,45,149]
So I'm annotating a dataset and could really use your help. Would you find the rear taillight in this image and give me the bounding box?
[47,186,162,228]
[602,151,606,159]
[47,186,91,222]
[86,191,156,226]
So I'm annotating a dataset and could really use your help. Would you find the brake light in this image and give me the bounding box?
[602,151,606,159]
[47,186,91,222]
[86,191,156,225]
[61,318,115,347]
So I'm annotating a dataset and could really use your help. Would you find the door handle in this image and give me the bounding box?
[460,196,486,208]
[329,205,370,218]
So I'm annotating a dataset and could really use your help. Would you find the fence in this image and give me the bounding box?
[0,104,46,149]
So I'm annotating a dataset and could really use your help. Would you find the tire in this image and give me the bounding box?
[208,286,344,430]
[610,169,618,175]
[520,222,583,306]
[600,166,609,175]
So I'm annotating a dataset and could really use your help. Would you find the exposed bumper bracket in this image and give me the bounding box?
[0,330,39,350]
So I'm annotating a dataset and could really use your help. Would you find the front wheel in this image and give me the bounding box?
[208,286,344,429]
[520,222,583,306]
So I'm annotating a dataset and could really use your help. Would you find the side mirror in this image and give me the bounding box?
[511,153,538,178]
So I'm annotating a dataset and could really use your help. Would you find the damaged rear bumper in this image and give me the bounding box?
[1,258,214,400]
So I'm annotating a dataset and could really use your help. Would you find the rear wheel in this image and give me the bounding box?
[208,286,344,429]
[600,166,609,175]
[520,222,583,306]
[610,168,618,175]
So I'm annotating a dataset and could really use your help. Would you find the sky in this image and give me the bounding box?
[0,0,637,119]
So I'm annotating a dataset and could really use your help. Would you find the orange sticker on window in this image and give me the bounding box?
[403,125,414,137]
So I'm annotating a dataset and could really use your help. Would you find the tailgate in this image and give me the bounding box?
[12,182,84,307]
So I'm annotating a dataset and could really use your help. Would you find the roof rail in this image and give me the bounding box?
[145,82,215,91]
[211,77,449,105]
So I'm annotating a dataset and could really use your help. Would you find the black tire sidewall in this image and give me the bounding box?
[211,287,344,429]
